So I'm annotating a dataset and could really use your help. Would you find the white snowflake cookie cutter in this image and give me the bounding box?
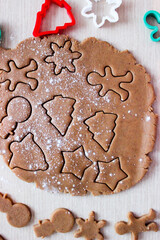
[81,0,122,28]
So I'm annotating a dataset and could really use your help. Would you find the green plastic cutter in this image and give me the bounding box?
[144,10,160,42]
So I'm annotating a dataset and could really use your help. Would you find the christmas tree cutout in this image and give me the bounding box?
[85,111,117,152]
[43,95,76,136]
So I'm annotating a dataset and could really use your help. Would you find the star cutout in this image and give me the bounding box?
[62,146,92,179]
[74,211,106,240]
[45,41,82,75]
[96,158,127,190]
[81,0,122,28]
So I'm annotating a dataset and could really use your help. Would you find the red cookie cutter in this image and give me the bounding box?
[33,0,76,37]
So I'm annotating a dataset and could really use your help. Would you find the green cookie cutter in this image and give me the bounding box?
[144,10,160,42]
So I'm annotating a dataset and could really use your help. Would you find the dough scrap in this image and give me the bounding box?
[0,236,5,240]
[115,209,158,240]
[0,193,31,228]
[33,208,75,238]
[75,211,106,240]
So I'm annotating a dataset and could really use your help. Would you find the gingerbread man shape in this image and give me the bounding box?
[115,209,158,240]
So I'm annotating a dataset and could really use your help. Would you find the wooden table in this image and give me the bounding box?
[0,0,159,239]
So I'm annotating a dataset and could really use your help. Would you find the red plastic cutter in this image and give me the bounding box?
[33,0,75,37]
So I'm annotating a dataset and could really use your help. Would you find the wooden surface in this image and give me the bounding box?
[0,0,160,239]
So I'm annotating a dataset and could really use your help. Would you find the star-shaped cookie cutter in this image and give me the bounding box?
[81,0,122,28]
[143,10,160,42]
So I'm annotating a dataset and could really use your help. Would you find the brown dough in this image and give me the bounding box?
[0,35,156,196]
[0,193,31,228]
[115,209,158,240]
[75,211,106,240]
[33,208,74,238]
[0,236,5,240]
[50,208,75,233]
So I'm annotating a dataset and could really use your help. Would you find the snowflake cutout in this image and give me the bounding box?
[75,211,106,240]
[81,0,122,28]
[45,41,82,75]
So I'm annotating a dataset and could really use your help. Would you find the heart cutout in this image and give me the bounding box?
[144,10,160,42]
[33,0,75,37]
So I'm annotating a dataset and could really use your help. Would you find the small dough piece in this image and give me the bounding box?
[75,211,106,240]
[34,208,74,238]
[0,236,5,240]
[115,209,158,240]
[0,193,31,228]
[50,208,75,233]
[7,203,31,228]
[0,193,12,213]
[34,220,55,238]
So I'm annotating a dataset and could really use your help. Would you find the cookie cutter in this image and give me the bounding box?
[33,0,76,37]
[143,10,160,42]
[81,0,122,28]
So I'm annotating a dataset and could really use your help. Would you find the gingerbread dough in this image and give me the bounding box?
[0,35,156,195]
[0,236,5,240]
[34,208,74,238]
[0,193,31,228]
